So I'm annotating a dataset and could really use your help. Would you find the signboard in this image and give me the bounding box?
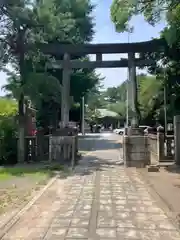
[59,121,77,128]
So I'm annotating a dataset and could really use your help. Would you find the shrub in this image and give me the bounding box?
[0,117,18,165]
[0,99,18,165]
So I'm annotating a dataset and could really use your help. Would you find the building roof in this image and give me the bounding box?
[96,108,119,118]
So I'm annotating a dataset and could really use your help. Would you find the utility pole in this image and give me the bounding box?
[164,70,167,135]
[159,62,167,135]
[82,96,85,135]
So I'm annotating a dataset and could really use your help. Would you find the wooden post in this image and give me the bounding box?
[71,136,75,170]
[82,96,85,135]
[128,52,138,128]
[61,53,71,127]
[96,53,102,61]
[157,132,164,162]
[49,135,52,162]
[37,128,44,161]
[174,115,180,165]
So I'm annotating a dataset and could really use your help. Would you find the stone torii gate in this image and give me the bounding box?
[41,39,165,129]
[40,39,166,167]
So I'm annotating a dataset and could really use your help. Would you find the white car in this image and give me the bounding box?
[113,128,125,135]
[118,128,125,135]
[113,128,119,134]
[114,126,150,135]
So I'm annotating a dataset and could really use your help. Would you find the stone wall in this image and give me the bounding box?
[123,132,174,168]
[123,135,150,167]
[148,134,161,165]
[49,136,77,168]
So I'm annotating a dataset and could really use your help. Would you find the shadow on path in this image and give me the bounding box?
[53,133,124,179]
[78,134,122,152]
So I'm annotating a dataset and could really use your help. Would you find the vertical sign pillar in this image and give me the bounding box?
[174,115,180,165]
[61,53,71,127]
[128,52,139,128]
[82,96,85,135]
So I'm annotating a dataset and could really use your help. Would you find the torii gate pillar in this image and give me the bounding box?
[61,53,71,127]
[123,52,150,168]
[128,52,139,128]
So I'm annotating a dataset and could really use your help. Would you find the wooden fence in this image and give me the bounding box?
[148,133,174,164]
[25,135,78,167]
[0,134,78,168]
[25,135,50,162]
[165,135,174,159]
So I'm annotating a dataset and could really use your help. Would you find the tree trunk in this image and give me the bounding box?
[17,28,26,162]
[18,95,25,162]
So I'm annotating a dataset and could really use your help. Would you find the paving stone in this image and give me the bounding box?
[58,204,76,211]
[117,228,139,239]
[71,218,90,227]
[44,227,67,239]
[100,199,112,204]
[96,228,117,238]
[73,210,91,219]
[50,218,71,227]
[57,210,74,218]
[115,211,131,220]
[117,219,136,228]
[112,195,126,200]
[97,212,116,227]
[78,200,93,205]
[76,204,92,211]
[138,230,180,240]
[160,230,180,240]
[66,228,89,238]
[99,204,113,212]
[138,230,162,240]
[157,219,177,230]
[115,205,131,212]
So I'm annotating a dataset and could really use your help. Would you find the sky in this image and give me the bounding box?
[0,0,165,95]
[91,0,165,89]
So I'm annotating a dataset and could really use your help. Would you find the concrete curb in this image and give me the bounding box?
[138,169,180,231]
[0,176,58,239]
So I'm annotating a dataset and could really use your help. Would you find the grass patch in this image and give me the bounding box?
[0,163,66,215]
[0,163,64,181]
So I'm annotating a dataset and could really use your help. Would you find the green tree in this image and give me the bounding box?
[0,98,18,165]
[103,87,119,103]
[107,102,126,118]
[97,75,165,124]
[0,0,95,162]
[0,0,38,162]
[0,98,18,117]
[1,0,100,138]
[110,0,178,33]
[32,0,99,126]
[137,75,163,122]
[110,0,180,124]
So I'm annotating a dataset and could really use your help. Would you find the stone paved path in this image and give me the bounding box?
[1,133,180,239]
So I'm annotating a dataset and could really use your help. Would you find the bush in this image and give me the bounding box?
[0,117,18,165]
[0,98,18,165]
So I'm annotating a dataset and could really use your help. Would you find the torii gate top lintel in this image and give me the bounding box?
[41,38,166,56]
